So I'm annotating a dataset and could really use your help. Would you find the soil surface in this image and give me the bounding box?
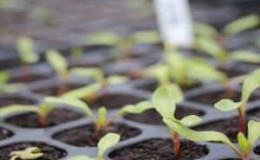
[0,96,36,108]
[32,83,84,96]
[0,127,13,141]
[124,105,204,125]
[0,142,67,160]
[9,74,50,84]
[53,123,141,147]
[84,93,145,109]
[5,108,83,128]
[187,89,259,106]
[109,139,208,160]
[254,145,260,155]
[219,67,247,78]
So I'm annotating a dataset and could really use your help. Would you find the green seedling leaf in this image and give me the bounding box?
[230,50,260,63]
[248,120,260,146]
[132,31,161,44]
[193,23,218,38]
[85,32,119,46]
[143,64,170,86]
[241,69,260,103]
[42,97,95,120]
[97,133,120,159]
[0,105,38,116]
[46,50,68,78]
[16,36,39,64]
[119,101,153,115]
[237,132,251,156]
[9,147,43,160]
[214,99,242,112]
[68,155,94,160]
[163,118,238,154]
[152,84,183,119]
[61,83,102,99]
[180,115,202,127]
[106,75,128,85]
[97,107,107,128]
[0,83,25,94]
[195,36,227,61]
[0,71,10,85]
[224,14,260,35]
[70,68,104,82]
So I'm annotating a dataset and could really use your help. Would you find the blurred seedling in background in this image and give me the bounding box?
[164,116,260,160]
[214,68,260,134]
[151,84,202,159]
[0,71,24,94]
[0,0,26,12]
[16,36,39,83]
[9,147,43,160]
[194,14,260,68]
[69,133,120,160]
[36,97,152,139]
[84,31,161,60]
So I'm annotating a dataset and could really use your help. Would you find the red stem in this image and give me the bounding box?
[238,108,246,134]
[21,64,30,83]
[39,115,47,127]
[58,79,68,95]
[172,133,180,159]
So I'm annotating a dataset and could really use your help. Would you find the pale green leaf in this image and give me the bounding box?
[248,120,260,146]
[0,83,25,94]
[16,36,39,64]
[119,101,153,115]
[214,99,242,112]
[163,118,238,153]
[10,147,43,160]
[0,71,10,85]
[237,132,251,156]
[241,69,260,103]
[132,31,161,44]
[61,83,102,99]
[97,133,120,158]
[230,50,260,63]
[70,68,104,82]
[143,64,170,86]
[224,14,260,35]
[0,105,38,116]
[195,36,227,61]
[85,32,119,46]
[97,107,107,127]
[68,155,95,160]
[42,97,95,120]
[46,50,68,78]
[106,75,128,85]
[193,23,218,38]
[180,115,202,127]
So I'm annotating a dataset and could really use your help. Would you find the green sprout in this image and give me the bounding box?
[16,36,39,82]
[0,71,24,94]
[214,69,260,133]
[151,84,202,159]
[163,117,260,160]
[9,147,43,160]
[85,31,161,60]
[68,133,120,160]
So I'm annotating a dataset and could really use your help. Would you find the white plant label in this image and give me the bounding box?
[155,0,194,48]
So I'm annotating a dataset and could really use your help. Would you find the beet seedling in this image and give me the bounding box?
[214,69,260,134]
[9,147,43,160]
[152,84,202,159]
[68,133,120,160]
[16,36,39,83]
[164,116,260,160]
[0,71,24,94]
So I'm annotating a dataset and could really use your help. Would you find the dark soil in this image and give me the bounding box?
[124,105,204,125]
[187,89,259,106]
[218,66,247,78]
[84,93,145,109]
[9,74,50,84]
[109,139,208,160]
[0,127,13,141]
[5,108,83,128]
[0,142,67,160]
[254,145,260,155]
[248,107,260,119]
[53,123,141,147]
[195,117,244,143]
[0,96,36,108]
[32,83,84,96]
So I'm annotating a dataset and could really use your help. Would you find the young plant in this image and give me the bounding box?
[9,147,43,160]
[68,133,120,160]
[163,117,260,160]
[85,31,161,60]
[214,69,260,133]
[152,84,202,159]
[0,71,24,94]
[16,36,39,82]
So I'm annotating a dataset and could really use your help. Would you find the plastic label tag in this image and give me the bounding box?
[155,0,194,48]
